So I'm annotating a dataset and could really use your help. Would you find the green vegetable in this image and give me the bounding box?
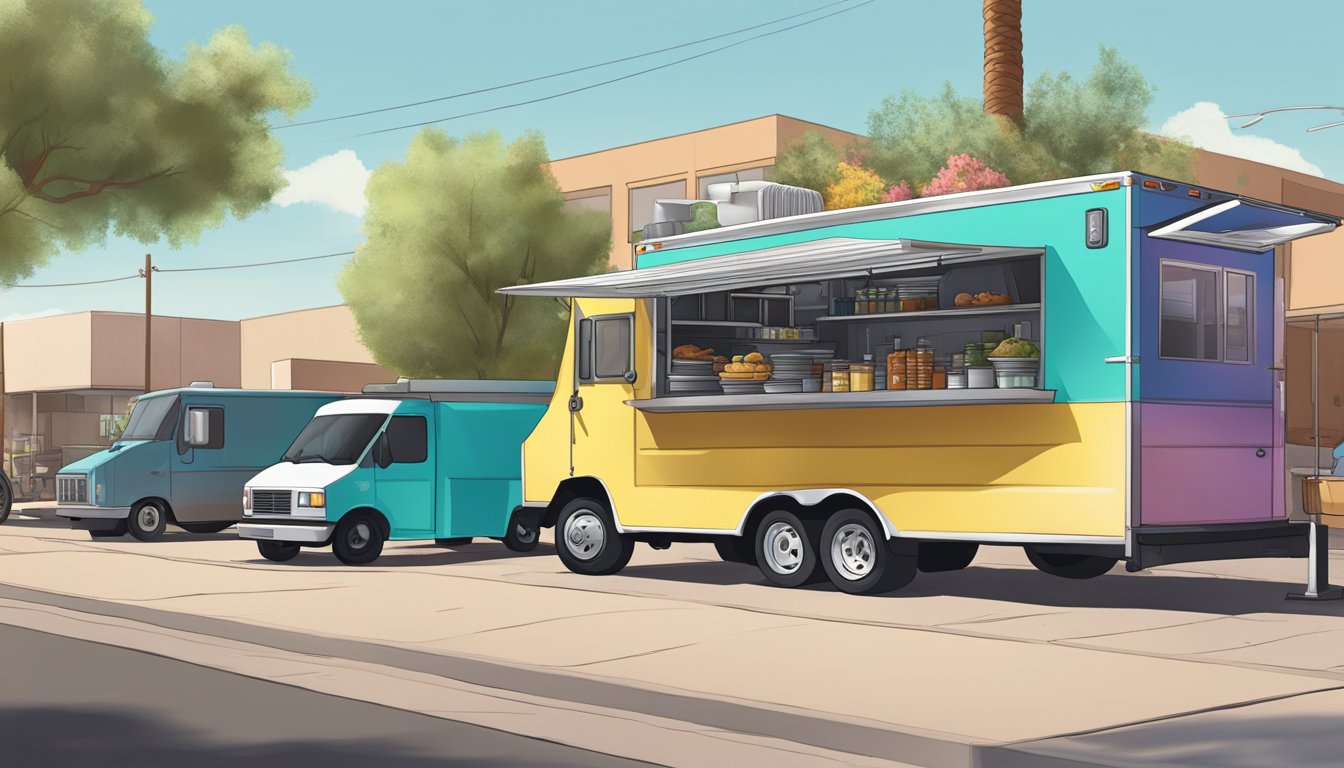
[990,337,1038,358]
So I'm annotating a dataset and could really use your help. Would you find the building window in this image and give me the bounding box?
[697,166,771,199]
[1159,260,1255,363]
[629,180,686,242]
[563,186,612,216]
[386,416,427,464]
[578,314,634,383]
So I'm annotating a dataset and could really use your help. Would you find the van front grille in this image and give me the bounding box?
[251,490,292,515]
[57,475,88,504]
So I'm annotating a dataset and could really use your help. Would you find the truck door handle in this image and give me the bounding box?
[1104,355,1140,364]
[1257,449,1267,458]
[150,470,164,476]
[568,395,584,413]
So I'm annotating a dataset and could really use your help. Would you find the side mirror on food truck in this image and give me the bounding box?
[185,408,211,448]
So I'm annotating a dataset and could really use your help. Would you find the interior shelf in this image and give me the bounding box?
[670,320,763,328]
[815,303,1041,323]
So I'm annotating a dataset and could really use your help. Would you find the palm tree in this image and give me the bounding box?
[983,0,1023,121]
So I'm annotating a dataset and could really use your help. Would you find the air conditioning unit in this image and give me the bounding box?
[642,182,823,241]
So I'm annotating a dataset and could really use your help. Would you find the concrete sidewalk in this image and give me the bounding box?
[5,521,1344,766]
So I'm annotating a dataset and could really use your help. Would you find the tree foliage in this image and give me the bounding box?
[921,154,1011,196]
[824,162,884,210]
[340,129,611,380]
[866,47,1192,192]
[772,130,843,202]
[0,0,311,284]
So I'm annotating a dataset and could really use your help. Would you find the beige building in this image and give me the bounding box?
[0,304,393,500]
[550,114,861,269]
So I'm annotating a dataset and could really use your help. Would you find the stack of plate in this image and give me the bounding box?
[763,380,803,394]
[671,359,714,376]
[719,379,766,395]
[668,375,721,393]
[767,353,818,381]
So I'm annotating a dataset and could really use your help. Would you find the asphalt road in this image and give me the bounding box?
[0,622,663,768]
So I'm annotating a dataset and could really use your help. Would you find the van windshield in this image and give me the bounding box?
[282,413,387,465]
[119,396,178,441]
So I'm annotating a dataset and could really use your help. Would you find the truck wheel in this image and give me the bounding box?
[0,472,12,524]
[755,509,825,588]
[257,540,300,562]
[127,500,168,541]
[178,522,235,534]
[820,510,917,595]
[333,512,385,565]
[917,542,979,573]
[555,498,633,575]
[714,537,756,565]
[502,517,540,553]
[1024,547,1117,580]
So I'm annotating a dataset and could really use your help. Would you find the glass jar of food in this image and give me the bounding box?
[855,289,867,315]
[850,359,874,392]
[830,362,851,393]
[886,349,907,390]
[912,342,934,390]
[932,364,948,389]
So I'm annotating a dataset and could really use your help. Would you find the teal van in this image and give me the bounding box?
[238,380,552,565]
[56,385,341,540]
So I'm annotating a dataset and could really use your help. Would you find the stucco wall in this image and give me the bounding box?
[270,358,397,393]
[89,314,240,391]
[2,313,93,392]
[240,305,384,390]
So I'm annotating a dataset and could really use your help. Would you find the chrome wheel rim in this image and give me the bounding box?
[348,521,372,550]
[137,505,160,531]
[763,521,804,574]
[831,523,876,581]
[563,511,604,561]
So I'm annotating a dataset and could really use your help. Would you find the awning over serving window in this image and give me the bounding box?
[1149,199,1338,253]
[497,238,1043,298]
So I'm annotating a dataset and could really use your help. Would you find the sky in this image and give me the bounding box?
[4,0,1344,322]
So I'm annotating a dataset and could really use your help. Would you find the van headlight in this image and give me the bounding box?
[297,491,325,508]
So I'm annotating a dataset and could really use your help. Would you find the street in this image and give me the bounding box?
[5,513,1344,767]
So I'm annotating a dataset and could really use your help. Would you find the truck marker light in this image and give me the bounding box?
[1090,180,1121,192]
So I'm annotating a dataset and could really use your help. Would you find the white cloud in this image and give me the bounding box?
[274,149,371,216]
[1160,102,1323,177]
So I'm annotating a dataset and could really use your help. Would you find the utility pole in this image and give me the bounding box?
[139,254,153,394]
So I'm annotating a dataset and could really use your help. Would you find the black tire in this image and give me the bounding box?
[257,540,300,562]
[713,537,756,565]
[332,511,385,565]
[88,522,127,539]
[126,500,169,542]
[435,537,473,547]
[754,509,826,588]
[819,509,917,595]
[554,497,633,575]
[1024,546,1118,580]
[178,521,235,534]
[0,472,12,525]
[917,542,980,573]
[502,514,540,553]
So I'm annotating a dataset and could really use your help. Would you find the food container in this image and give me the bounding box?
[921,296,939,311]
[801,376,822,393]
[886,349,907,390]
[932,365,947,389]
[988,357,1039,389]
[964,342,990,368]
[850,361,875,392]
[947,371,968,389]
[966,366,995,389]
[899,298,922,313]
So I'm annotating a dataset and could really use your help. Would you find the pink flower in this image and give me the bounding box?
[880,181,914,203]
[920,154,1010,197]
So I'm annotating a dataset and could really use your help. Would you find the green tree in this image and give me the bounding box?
[340,129,611,380]
[0,0,311,284]
[772,130,844,202]
[866,47,1192,191]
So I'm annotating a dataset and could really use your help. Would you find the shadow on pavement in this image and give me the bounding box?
[0,707,613,768]
[621,559,1344,616]
[242,543,558,568]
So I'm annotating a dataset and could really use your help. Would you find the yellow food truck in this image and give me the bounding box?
[500,173,1338,594]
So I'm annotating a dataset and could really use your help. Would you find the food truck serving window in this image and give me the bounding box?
[578,314,634,383]
[1159,260,1254,363]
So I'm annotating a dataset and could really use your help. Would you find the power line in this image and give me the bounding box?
[4,250,356,288]
[276,0,854,130]
[355,0,876,138]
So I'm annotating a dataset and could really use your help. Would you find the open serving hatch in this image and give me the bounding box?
[1150,198,1338,252]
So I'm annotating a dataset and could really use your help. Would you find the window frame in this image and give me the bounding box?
[385,415,428,465]
[1157,258,1257,364]
[577,313,635,385]
[178,405,224,454]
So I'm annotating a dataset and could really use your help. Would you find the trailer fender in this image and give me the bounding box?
[736,489,897,540]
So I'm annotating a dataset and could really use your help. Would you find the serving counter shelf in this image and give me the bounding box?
[814,302,1040,323]
[629,387,1056,413]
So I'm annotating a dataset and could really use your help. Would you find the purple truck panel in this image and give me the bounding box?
[1137,403,1279,526]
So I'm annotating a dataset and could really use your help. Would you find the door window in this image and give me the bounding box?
[578,314,634,383]
[1159,260,1257,364]
[1224,271,1254,363]
[386,416,427,464]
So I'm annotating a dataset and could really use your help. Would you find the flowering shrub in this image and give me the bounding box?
[880,181,914,203]
[919,154,1011,197]
[824,162,884,210]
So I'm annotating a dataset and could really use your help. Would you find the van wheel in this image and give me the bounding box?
[714,537,756,565]
[502,516,540,553]
[127,501,168,541]
[1024,547,1117,580]
[257,541,300,562]
[555,498,633,575]
[333,512,385,565]
[755,510,825,588]
[179,522,234,534]
[917,542,979,573]
[820,510,917,595]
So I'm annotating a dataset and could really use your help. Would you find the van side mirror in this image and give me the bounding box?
[185,408,210,447]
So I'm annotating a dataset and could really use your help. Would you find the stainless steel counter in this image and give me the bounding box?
[628,388,1056,413]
